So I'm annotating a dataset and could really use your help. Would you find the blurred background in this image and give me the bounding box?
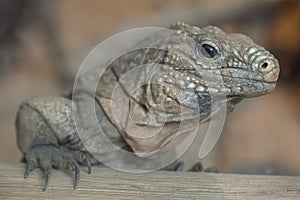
[0,0,300,176]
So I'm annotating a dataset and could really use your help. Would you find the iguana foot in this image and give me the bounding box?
[188,162,219,173]
[24,143,91,191]
[163,161,185,171]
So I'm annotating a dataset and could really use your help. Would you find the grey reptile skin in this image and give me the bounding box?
[16,22,280,191]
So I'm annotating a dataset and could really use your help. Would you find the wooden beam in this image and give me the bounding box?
[0,162,299,199]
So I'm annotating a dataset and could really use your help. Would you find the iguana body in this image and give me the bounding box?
[16,23,280,190]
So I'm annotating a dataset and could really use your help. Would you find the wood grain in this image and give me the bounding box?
[0,162,300,199]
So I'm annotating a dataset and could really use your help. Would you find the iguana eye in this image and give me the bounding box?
[200,44,218,58]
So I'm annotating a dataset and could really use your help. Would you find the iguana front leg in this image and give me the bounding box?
[16,97,91,191]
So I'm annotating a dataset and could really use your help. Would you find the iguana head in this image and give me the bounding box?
[166,22,280,96]
[144,22,280,120]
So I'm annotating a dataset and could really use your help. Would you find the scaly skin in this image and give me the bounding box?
[16,22,280,190]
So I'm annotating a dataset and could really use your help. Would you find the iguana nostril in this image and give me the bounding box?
[258,60,273,73]
[261,62,268,69]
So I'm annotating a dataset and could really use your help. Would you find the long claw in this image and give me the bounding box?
[84,158,92,174]
[43,169,52,191]
[75,151,92,174]
[174,162,184,172]
[24,160,34,178]
[72,161,80,190]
